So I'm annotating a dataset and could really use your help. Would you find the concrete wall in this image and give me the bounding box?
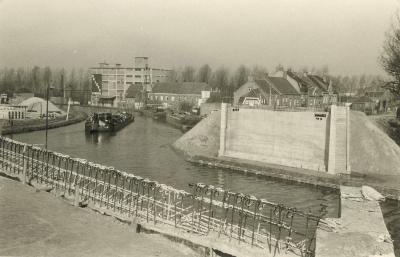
[222,106,330,171]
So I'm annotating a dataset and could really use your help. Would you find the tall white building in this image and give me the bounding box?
[90,57,171,106]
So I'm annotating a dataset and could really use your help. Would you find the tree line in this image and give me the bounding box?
[0,66,91,104]
[168,64,386,99]
[0,64,387,105]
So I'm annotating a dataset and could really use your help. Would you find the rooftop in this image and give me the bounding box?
[151,82,210,95]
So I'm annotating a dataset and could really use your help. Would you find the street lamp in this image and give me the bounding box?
[45,84,55,150]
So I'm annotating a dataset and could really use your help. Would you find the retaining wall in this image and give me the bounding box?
[223,106,330,171]
[219,104,350,173]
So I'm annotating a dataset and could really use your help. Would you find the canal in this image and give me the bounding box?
[9,115,339,216]
[8,115,400,255]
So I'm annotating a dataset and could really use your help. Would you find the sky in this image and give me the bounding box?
[0,0,399,75]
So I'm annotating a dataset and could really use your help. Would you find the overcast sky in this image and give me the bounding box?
[0,0,398,75]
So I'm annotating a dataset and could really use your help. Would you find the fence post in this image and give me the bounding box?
[218,103,228,157]
[22,145,28,184]
[74,183,80,207]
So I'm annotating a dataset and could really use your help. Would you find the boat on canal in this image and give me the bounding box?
[85,112,134,133]
[166,111,201,132]
[140,106,167,121]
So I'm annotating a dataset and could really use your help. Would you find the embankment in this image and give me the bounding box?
[173,108,400,197]
[370,114,400,146]
[0,111,87,135]
[173,111,220,157]
[350,111,400,176]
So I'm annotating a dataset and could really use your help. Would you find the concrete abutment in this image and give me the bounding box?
[218,103,350,174]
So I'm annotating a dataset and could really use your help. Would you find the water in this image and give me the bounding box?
[9,116,339,216]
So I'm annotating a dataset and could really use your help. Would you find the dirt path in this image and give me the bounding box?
[0,176,199,257]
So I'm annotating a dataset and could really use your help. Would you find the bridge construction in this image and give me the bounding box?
[0,137,326,257]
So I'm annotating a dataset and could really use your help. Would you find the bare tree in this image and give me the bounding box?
[210,67,230,102]
[182,65,196,82]
[381,12,400,96]
[251,65,268,79]
[196,64,212,83]
[233,65,250,89]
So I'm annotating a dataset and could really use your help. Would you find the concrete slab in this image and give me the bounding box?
[316,186,395,257]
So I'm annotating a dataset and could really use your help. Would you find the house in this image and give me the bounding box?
[125,84,144,109]
[233,76,304,108]
[234,70,337,108]
[348,96,375,115]
[147,82,211,109]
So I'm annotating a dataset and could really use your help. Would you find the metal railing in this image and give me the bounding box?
[0,137,327,257]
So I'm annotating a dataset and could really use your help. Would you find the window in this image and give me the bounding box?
[160,96,164,101]
[166,96,169,101]
[135,68,141,71]
[171,96,175,101]
[126,75,133,78]
[135,75,141,78]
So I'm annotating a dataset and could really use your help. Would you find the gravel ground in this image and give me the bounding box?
[0,176,199,257]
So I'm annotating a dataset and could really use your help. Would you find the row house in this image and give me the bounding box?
[234,70,337,108]
[147,82,212,109]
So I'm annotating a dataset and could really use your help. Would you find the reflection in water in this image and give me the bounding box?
[9,116,339,218]
[85,131,116,144]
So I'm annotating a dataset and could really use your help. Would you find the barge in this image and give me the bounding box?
[85,112,134,133]
[166,111,201,132]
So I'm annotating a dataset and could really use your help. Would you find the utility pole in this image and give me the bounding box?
[45,84,49,149]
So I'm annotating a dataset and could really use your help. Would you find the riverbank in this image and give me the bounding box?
[0,175,200,257]
[369,113,400,146]
[0,111,87,135]
[173,110,400,199]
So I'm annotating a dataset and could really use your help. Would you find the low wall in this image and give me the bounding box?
[222,106,330,171]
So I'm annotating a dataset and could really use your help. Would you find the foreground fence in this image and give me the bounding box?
[0,137,327,257]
